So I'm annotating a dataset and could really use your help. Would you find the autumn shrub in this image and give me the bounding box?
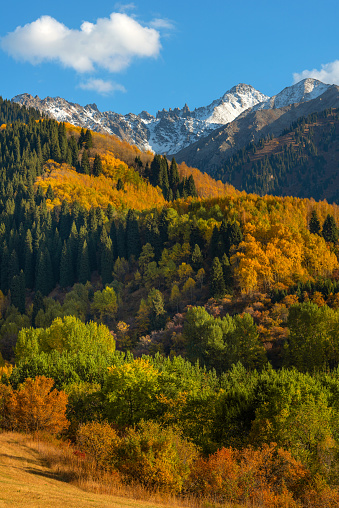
[76,421,121,470]
[189,443,308,507]
[118,421,199,494]
[76,420,198,494]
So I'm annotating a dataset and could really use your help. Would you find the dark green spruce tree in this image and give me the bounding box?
[24,229,34,289]
[101,236,113,286]
[92,154,103,176]
[309,209,321,235]
[32,290,44,327]
[322,214,338,243]
[210,256,226,298]
[78,240,91,284]
[225,221,243,255]
[59,241,74,288]
[126,209,141,260]
[10,270,25,314]
[221,253,232,290]
[80,149,91,175]
[84,129,93,149]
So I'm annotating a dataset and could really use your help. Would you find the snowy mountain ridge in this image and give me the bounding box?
[12,79,332,155]
[253,78,331,111]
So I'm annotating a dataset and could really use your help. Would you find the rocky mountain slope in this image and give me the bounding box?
[12,84,268,154]
[253,78,331,111]
[12,79,334,168]
[174,84,339,172]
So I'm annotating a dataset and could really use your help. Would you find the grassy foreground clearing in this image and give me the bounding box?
[0,432,243,508]
[0,432,181,508]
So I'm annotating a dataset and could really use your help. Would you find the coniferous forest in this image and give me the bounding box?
[3,97,339,506]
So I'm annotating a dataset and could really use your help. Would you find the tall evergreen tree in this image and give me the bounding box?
[209,226,221,258]
[78,128,86,147]
[116,178,124,191]
[210,257,225,298]
[309,209,321,235]
[110,221,118,260]
[225,221,243,255]
[59,241,74,288]
[84,129,93,149]
[149,154,162,187]
[101,236,113,286]
[32,290,44,327]
[45,184,55,201]
[145,214,162,261]
[10,270,25,314]
[59,201,71,241]
[191,244,203,270]
[92,154,103,176]
[185,174,198,197]
[169,157,180,190]
[80,149,90,175]
[126,209,141,260]
[0,244,9,294]
[8,249,19,286]
[158,208,169,246]
[24,229,34,289]
[221,253,232,290]
[116,222,126,259]
[322,214,338,243]
[190,219,205,251]
[68,221,79,272]
[160,157,170,199]
[78,240,91,284]
[68,135,79,167]
[35,248,54,296]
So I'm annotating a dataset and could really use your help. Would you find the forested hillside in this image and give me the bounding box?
[2,98,339,506]
[214,108,339,202]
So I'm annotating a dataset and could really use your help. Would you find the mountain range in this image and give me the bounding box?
[12,78,339,174]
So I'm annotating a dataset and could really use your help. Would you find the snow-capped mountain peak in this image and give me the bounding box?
[12,84,268,154]
[11,79,333,156]
[254,78,332,111]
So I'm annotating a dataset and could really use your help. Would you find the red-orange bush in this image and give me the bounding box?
[189,443,308,507]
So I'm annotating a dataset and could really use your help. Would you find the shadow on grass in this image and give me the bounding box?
[0,452,39,466]
[24,466,77,483]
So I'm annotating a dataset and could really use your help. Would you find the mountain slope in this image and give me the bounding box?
[174,85,339,172]
[253,78,331,111]
[12,79,332,159]
[212,108,339,202]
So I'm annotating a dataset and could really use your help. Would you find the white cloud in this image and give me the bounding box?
[293,60,339,85]
[150,18,175,30]
[114,3,136,13]
[79,78,126,95]
[1,12,161,73]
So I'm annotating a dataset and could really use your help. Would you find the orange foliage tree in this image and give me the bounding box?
[8,376,68,434]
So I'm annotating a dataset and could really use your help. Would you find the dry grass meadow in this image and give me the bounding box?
[0,432,244,508]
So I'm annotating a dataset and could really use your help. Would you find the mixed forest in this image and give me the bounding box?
[2,96,339,506]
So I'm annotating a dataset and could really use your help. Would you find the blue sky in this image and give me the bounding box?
[1,0,339,115]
